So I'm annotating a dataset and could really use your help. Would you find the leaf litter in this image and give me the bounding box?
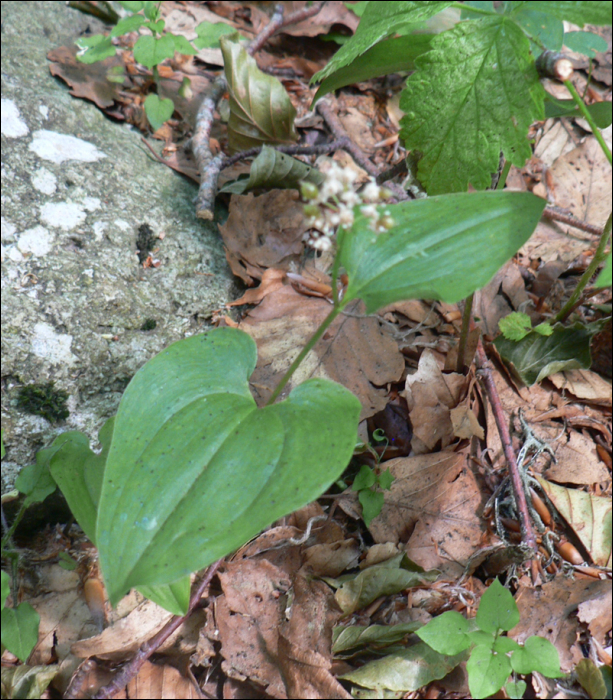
[5,3,612,699]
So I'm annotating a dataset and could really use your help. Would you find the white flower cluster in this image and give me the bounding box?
[301,162,394,252]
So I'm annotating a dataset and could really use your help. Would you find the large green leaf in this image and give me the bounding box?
[313,2,453,84]
[218,145,323,194]
[340,190,545,313]
[312,34,433,103]
[96,328,361,605]
[513,1,612,27]
[220,34,298,153]
[399,16,546,194]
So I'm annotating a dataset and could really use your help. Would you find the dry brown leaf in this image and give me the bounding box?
[545,430,610,485]
[127,660,200,699]
[473,262,531,337]
[303,539,361,577]
[239,286,404,419]
[219,190,309,285]
[227,268,286,306]
[450,403,485,440]
[549,369,613,405]
[368,451,486,577]
[276,1,359,37]
[577,588,612,644]
[512,577,611,672]
[403,349,466,453]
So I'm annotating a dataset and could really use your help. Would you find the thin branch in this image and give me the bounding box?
[93,559,224,699]
[543,207,605,237]
[248,3,285,56]
[220,139,350,170]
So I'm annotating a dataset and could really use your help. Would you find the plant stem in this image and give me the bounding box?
[564,79,612,166]
[496,159,512,190]
[456,293,474,373]
[266,305,342,405]
[554,212,612,323]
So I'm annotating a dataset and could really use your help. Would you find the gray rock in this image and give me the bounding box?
[1,1,236,491]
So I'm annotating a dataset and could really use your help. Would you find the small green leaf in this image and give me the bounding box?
[340,191,545,313]
[575,658,608,700]
[1,603,40,662]
[564,30,608,57]
[493,636,520,653]
[416,611,471,655]
[96,328,361,606]
[193,21,236,49]
[533,322,553,336]
[142,1,159,21]
[144,94,175,131]
[359,488,384,526]
[595,251,612,287]
[511,636,563,678]
[467,643,512,698]
[339,641,466,692]
[353,464,376,491]
[110,14,145,38]
[313,2,453,84]
[75,35,116,64]
[499,312,533,341]
[15,448,58,507]
[171,34,198,56]
[477,579,519,633]
[218,145,324,195]
[133,34,175,68]
[312,34,432,103]
[119,1,144,12]
[58,552,78,571]
[145,18,165,35]
[333,622,422,654]
[377,469,394,490]
[138,575,191,616]
[1,571,10,610]
[468,630,495,647]
[494,321,601,385]
[220,34,298,153]
[505,679,527,699]
[399,16,545,194]
[344,1,370,18]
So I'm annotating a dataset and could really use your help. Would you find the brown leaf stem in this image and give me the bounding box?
[92,559,224,700]
[542,207,604,237]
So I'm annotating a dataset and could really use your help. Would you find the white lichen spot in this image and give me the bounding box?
[82,196,101,211]
[31,322,76,365]
[1,99,29,138]
[17,226,54,256]
[1,216,17,243]
[114,219,130,231]
[31,167,57,195]
[29,130,106,164]
[38,105,49,119]
[40,201,87,230]
[93,221,108,241]
[7,246,24,262]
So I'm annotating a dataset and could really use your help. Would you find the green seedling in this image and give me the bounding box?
[352,429,394,525]
[417,578,564,698]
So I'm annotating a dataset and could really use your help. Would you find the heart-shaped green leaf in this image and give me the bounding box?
[144,94,175,131]
[220,34,298,153]
[340,191,545,313]
[96,328,360,605]
[219,145,323,194]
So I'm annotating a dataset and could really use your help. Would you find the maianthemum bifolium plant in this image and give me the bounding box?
[1,1,611,668]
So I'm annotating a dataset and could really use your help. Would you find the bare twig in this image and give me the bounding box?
[93,559,224,699]
[543,207,604,237]
[220,139,349,170]
[315,99,379,178]
[248,3,285,56]
[474,341,539,573]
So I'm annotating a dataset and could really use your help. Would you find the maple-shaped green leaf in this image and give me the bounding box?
[220,34,298,153]
[514,1,612,27]
[313,1,453,84]
[399,16,546,194]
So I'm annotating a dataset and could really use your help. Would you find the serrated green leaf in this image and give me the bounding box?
[340,641,466,692]
[110,14,145,38]
[467,643,512,698]
[1,571,9,610]
[400,16,546,194]
[144,94,175,131]
[494,321,600,385]
[313,34,432,103]
[477,579,519,633]
[510,636,563,677]
[133,34,175,68]
[533,322,553,336]
[340,191,545,313]
[515,8,563,51]
[564,30,609,57]
[499,312,533,340]
[516,1,612,27]
[220,34,298,153]
[1,603,40,662]
[75,35,116,64]
[359,488,384,525]
[218,145,323,195]
[313,2,453,84]
[171,34,197,56]
[595,251,612,287]
[96,328,361,605]
[333,622,422,654]
[416,611,471,655]
[193,21,236,49]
